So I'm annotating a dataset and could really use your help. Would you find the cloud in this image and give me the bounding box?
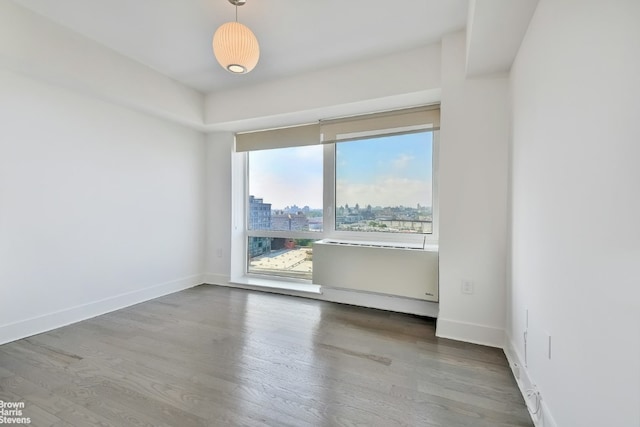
[336,176,432,208]
[392,154,415,170]
[291,145,323,160]
[250,170,323,209]
[249,146,323,208]
[251,180,322,209]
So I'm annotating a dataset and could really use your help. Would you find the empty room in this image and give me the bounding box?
[1,0,638,426]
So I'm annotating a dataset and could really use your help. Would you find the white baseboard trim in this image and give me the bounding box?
[203,274,439,318]
[320,287,439,317]
[0,274,204,345]
[504,337,558,427]
[436,317,505,348]
[204,273,231,286]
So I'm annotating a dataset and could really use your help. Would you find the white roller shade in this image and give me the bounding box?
[235,105,439,151]
[235,123,321,152]
[320,105,440,143]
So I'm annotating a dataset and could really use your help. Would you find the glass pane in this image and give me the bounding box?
[248,145,323,232]
[248,238,314,280]
[335,132,433,234]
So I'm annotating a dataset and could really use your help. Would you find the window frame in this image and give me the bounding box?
[243,147,324,282]
[231,112,439,284]
[325,128,439,247]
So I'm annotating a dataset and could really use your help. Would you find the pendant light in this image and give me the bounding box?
[213,0,260,74]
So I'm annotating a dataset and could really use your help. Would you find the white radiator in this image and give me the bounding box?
[312,240,438,302]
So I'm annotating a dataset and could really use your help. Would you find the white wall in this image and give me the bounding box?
[0,1,204,129]
[508,1,640,426]
[437,32,510,347]
[465,0,539,77]
[204,44,442,132]
[0,69,206,344]
[205,132,234,282]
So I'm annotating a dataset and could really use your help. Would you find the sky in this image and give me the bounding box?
[249,145,323,209]
[249,132,433,210]
[336,132,432,208]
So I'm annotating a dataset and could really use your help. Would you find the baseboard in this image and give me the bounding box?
[204,273,231,286]
[203,274,439,318]
[435,317,505,348]
[0,274,203,345]
[320,287,439,318]
[504,337,558,427]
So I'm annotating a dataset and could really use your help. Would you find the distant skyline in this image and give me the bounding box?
[249,132,433,210]
[336,132,432,208]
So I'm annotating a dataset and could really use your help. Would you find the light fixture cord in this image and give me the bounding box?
[235,3,238,22]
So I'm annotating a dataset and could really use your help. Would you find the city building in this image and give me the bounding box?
[248,195,271,230]
[248,196,272,257]
[271,211,309,231]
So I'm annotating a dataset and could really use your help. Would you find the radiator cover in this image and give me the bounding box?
[312,240,438,302]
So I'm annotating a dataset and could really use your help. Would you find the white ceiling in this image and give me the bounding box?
[14,0,468,94]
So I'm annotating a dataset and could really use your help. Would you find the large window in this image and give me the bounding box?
[246,145,323,280]
[234,106,439,282]
[248,145,323,232]
[335,131,433,234]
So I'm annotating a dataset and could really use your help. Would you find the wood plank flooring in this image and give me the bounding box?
[0,285,533,426]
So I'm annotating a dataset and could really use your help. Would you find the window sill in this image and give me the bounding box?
[229,276,322,295]
[318,238,438,252]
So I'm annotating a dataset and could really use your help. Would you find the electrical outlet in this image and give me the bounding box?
[461,280,474,294]
[512,363,520,380]
[547,333,552,360]
[524,330,528,367]
[216,248,223,258]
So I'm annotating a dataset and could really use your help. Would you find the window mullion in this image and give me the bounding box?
[323,143,335,238]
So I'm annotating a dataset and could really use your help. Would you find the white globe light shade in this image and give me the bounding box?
[213,21,260,74]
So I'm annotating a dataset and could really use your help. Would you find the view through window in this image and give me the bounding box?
[245,129,434,281]
[247,145,323,280]
[335,131,433,233]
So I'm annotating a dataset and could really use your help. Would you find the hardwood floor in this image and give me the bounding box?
[0,285,533,426]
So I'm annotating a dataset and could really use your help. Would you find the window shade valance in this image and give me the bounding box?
[235,123,320,152]
[234,105,440,152]
[320,105,440,143]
